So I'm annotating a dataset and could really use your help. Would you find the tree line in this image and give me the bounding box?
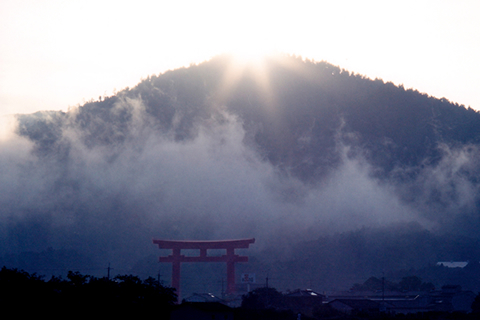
[0,267,176,317]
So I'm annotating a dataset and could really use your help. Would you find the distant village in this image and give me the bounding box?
[1,260,479,319]
[178,274,477,319]
[151,239,480,319]
[169,260,480,319]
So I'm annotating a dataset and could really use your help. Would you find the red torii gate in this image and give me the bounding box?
[152,238,255,297]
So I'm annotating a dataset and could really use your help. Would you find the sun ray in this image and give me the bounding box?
[214,53,279,112]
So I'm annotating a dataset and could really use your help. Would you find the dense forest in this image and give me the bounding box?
[3,54,480,294]
[0,267,176,317]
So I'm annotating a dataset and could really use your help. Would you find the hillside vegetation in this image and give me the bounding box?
[5,54,480,293]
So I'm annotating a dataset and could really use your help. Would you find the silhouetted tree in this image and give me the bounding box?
[0,267,176,317]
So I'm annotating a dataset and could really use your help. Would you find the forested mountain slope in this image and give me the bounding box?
[17,55,480,182]
[5,54,480,292]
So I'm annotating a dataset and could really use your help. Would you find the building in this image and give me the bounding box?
[170,302,234,320]
[183,292,225,303]
[327,285,476,315]
[284,289,324,316]
[329,299,385,315]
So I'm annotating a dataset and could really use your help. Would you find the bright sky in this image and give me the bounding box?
[1,0,479,116]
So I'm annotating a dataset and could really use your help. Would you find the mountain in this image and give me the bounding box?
[17,55,480,182]
[3,54,480,293]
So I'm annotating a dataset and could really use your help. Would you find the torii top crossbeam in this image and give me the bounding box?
[153,238,255,249]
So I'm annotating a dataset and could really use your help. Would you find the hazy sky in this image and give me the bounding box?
[1,0,479,116]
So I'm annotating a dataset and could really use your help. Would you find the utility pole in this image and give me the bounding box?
[380,272,387,313]
[107,263,113,280]
[382,273,385,301]
[221,278,225,299]
[265,271,269,308]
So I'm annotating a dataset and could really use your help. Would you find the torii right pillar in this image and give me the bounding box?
[153,238,255,297]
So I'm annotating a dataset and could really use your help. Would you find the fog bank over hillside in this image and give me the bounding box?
[1,106,419,261]
[2,55,480,288]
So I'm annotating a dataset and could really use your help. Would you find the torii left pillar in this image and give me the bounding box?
[152,238,255,299]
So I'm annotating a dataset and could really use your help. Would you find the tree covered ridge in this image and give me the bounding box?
[16,54,480,182]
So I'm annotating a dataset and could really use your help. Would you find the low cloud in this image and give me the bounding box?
[0,98,478,275]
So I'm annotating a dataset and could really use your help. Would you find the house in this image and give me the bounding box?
[384,295,432,314]
[183,292,225,303]
[329,299,384,315]
[284,289,324,316]
[170,302,234,320]
[327,285,476,315]
[428,285,476,313]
